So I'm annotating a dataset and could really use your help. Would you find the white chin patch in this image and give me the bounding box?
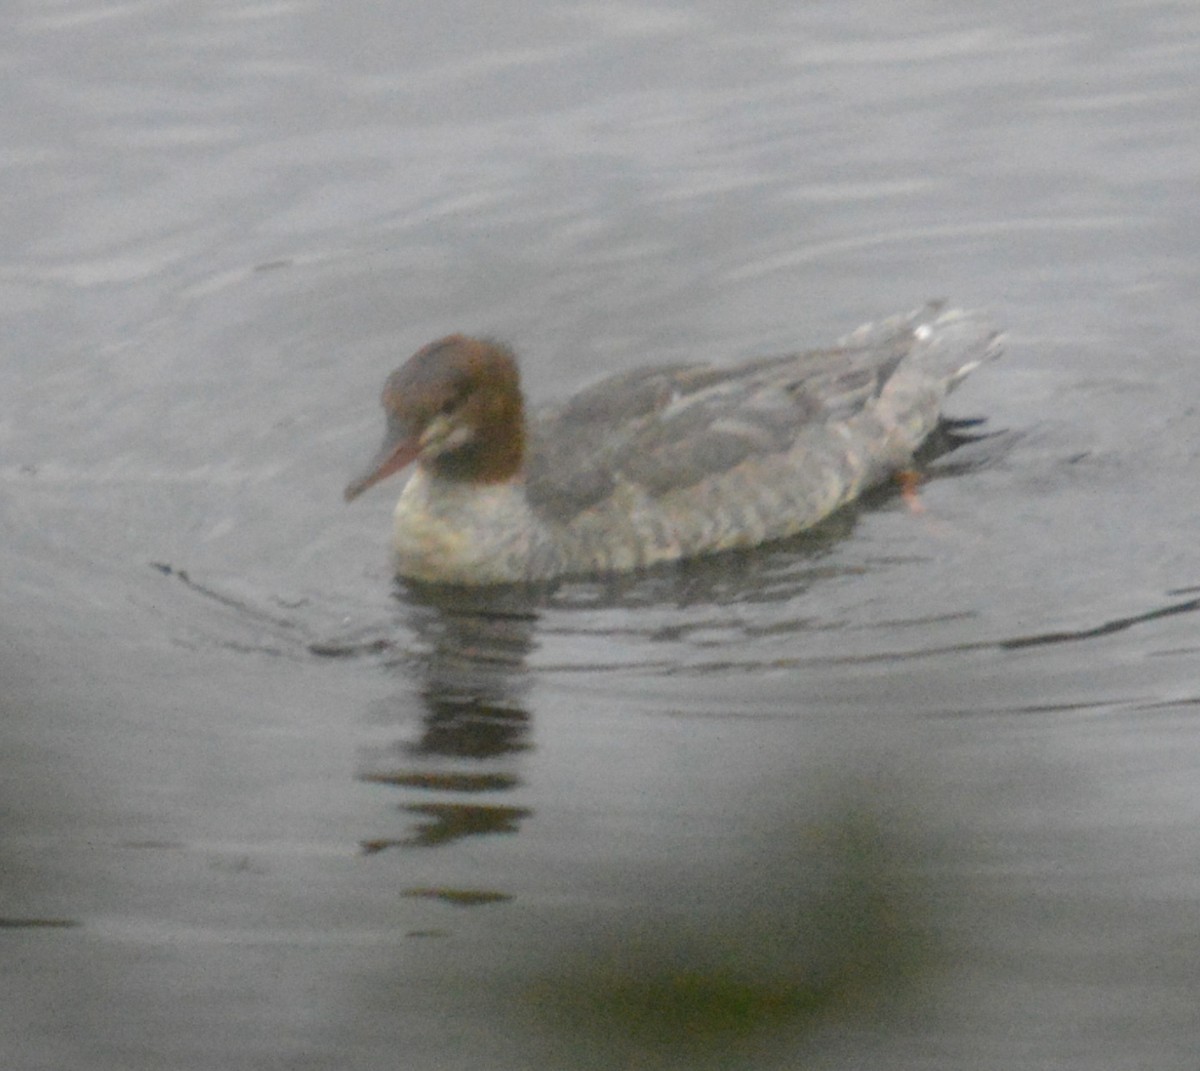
[427,422,474,456]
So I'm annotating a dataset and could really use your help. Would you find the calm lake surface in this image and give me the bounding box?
[4,2,1200,1068]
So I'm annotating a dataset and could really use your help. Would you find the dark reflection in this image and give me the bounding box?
[401,888,513,907]
[359,771,518,792]
[392,582,539,763]
[362,802,533,852]
[357,583,541,858]
[404,690,530,762]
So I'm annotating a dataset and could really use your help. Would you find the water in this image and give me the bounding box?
[4,2,1200,1068]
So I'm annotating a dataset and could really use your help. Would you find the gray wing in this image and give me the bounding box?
[524,305,1001,526]
[524,336,912,523]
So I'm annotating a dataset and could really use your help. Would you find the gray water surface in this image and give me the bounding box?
[4,3,1200,1069]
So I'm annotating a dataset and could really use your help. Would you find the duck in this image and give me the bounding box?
[345,303,1001,585]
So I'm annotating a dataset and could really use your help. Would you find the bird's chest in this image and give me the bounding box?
[390,472,541,584]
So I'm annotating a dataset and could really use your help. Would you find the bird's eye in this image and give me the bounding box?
[439,396,458,416]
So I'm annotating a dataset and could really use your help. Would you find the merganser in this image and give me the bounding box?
[345,304,1001,585]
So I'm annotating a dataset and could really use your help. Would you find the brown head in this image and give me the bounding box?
[344,335,526,502]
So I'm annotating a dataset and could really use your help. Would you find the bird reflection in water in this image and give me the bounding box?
[356,582,539,860]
